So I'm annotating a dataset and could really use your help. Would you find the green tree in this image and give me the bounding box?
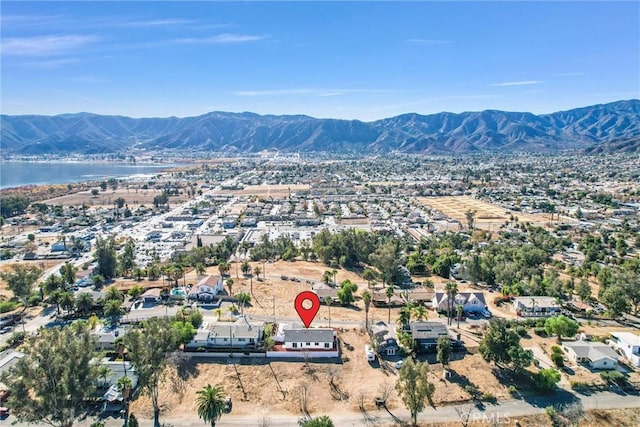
[128,285,144,300]
[362,268,376,288]
[241,261,251,276]
[479,318,533,371]
[226,278,234,296]
[456,304,464,328]
[104,299,124,325]
[576,279,591,302]
[362,290,372,329]
[0,327,99,427]
[196,384,226,427]
[0,264,41,332]
[75,292,94,317]
[119,239,136,277]
[369,242,402,286]
[532,368,561,393]
[117,375,133,427]
[337,279,357,305]
[601,285,630,318]
[445,281,458,326]
[95,236,118,279]
[436,336,452,368]
[544,315,579,340]
[60,291,75,316]
[396,358,435,426]
[105,286,124,302]
[412,304,428,321]
[397,305,412,328]
[123,318,181,427]
[235,292,251,314]
[59,262,77,287]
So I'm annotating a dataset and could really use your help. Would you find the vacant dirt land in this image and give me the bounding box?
[418,196,555,230]
[42,188,185,208]
[214,184,310,198]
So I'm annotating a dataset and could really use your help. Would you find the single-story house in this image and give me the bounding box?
[91,326,128,350]
[432,292,486,314]
[563,341,619,370]
[314,288,339,303]
[140,288,161,303]
[283,328,336,351]
[188,275,223,302]
[371,291,404,308]
[409,322,459,354]
[513,296,561,317]
[185,321,264,351]
[377,337,400,356]
[609,332,640,367]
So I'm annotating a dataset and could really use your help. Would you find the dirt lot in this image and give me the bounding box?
[213,184,310,198]
[41,188,186,208]
[418,196,562,230]
[129,328,510,420]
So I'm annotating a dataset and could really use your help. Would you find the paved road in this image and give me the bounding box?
[4,389,637,427]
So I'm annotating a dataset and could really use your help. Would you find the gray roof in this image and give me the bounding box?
[409,322,449,340]
[284,329,334,343]
[434,292,486,306]
[209,323,261,339]
[564,341,619,361]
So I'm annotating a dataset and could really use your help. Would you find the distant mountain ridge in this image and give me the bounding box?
[2,100,639,155]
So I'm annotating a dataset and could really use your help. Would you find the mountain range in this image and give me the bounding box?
[2,100,639,155]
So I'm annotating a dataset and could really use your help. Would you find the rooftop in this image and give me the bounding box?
[283,328,334,343]
[563,341,619,361]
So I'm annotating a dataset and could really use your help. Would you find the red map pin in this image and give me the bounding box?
[294,291,321,328]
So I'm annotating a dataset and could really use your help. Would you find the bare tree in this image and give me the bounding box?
[256,415,271,427]
[455,404,475,427]
[298,382,311,417]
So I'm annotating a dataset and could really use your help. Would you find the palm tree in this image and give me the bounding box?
[324,296,332,328]
[445,281,458,326]
[105,286,124,302]
[97,365,112,387]
[218,261,229,278]
[362,269,376,288]
[411,304,428,321]
[385,285,394,324]
[236,292,251,314]
[456,304,464,328]
[322,271,332,285]
[331,269,338,286]
[253,266,261,281]
[397,305,411,328]
[60,291,75,316]
[241,261,251,277]
[362,290,372,329]
[225,278,234,296]
[117,375,133,427]
[75,292,94,317]
[196,384,226,427]
[104,299,124,325]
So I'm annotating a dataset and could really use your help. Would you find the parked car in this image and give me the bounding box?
[480,309,492,318]
[0,326,13,334]
[395,360,404,369]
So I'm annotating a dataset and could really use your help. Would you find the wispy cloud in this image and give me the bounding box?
[234,88,397,97]
[553,72,585,77]
[172,33,270,44]
[119,18,197,28]
[405,39,454,45]
[490,80,543,87]
[1,34,101,56]
[21,57,81,68]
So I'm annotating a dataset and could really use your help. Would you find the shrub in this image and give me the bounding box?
[464,384,480,398]
[570,381,588,389]
[533,368,561,393]
[551,353,564,368]
[551,346,562,354]
[507,385,518,395]
[8,331,25,346]
[600,370,624,385]
[516,326,528,337]
[481,391,495,401]
[0,300,20,313]
[545,406,556,418]
[534,327,547,337]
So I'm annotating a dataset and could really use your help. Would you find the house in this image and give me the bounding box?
[371,291,404,308]
[513,296,561,317]
[98,360,138,412]
[91,326,128,350]
[282,328,336,351]
[186,320,264,351]
[188,275,223,302]
[409,322,457,353]
[377,337,400,356]
[314,288,339,303]
[432,292,486,314]
[140,288,161,304]
[609,332,640,367]
[563,341,619,370]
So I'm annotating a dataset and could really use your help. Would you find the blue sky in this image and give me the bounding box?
[1,1,639,121]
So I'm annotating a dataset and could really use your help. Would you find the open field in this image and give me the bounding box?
[128,329,510,420]
[214,184,310,198]
[41,188,186,208]
[418,196,561,230]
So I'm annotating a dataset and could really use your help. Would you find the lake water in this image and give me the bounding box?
[0,161,182,189]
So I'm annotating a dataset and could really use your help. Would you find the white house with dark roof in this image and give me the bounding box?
[513,296,561,317]
[563,341,619,370]
[609,332,640,367]
[432,292,486,313]
[283,329,336,351]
